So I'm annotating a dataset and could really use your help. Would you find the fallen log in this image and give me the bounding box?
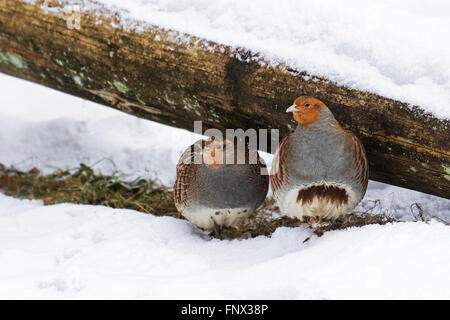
[0,0,449,198]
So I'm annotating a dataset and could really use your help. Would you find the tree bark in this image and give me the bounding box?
[0,0,449,198]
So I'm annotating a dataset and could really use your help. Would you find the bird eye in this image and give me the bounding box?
[305,103,311,108]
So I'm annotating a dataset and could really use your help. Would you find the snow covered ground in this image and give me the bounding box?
[0,72,449,299]
[28,0,450,119]
[1,193,450,299]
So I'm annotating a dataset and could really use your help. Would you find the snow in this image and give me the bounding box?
[30,0,450,119]
[0,73,449,298]
[0,193,449,299]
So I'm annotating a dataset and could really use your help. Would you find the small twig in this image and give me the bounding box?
[410,202,425,222]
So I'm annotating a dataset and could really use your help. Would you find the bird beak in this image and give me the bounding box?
[286,104,297,113]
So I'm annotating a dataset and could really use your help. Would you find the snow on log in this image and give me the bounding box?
[0,0,449,198]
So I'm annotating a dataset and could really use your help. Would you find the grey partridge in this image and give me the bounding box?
[270,97,368,225]
[174,138,269,231]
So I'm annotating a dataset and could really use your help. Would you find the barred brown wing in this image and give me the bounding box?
[350,133,369,194]
[270,132,292,196]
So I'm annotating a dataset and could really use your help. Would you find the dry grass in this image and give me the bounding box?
[220,198,301,239]
[0,163,180,218]
[0,163,396,240]
[219,198,395,239]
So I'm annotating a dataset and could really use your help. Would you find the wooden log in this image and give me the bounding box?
[0,0,449,198]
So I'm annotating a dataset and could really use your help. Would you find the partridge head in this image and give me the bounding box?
[285,97,329,128]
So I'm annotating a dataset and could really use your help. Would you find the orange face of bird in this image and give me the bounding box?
[286,97,327,128]
[202,140,229,168]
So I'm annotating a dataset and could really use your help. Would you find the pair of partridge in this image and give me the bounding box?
[174,138,269,232]
[174,96,368,232]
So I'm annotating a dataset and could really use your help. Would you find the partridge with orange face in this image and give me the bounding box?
[270,97,368,224]
[174,138,269,231]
